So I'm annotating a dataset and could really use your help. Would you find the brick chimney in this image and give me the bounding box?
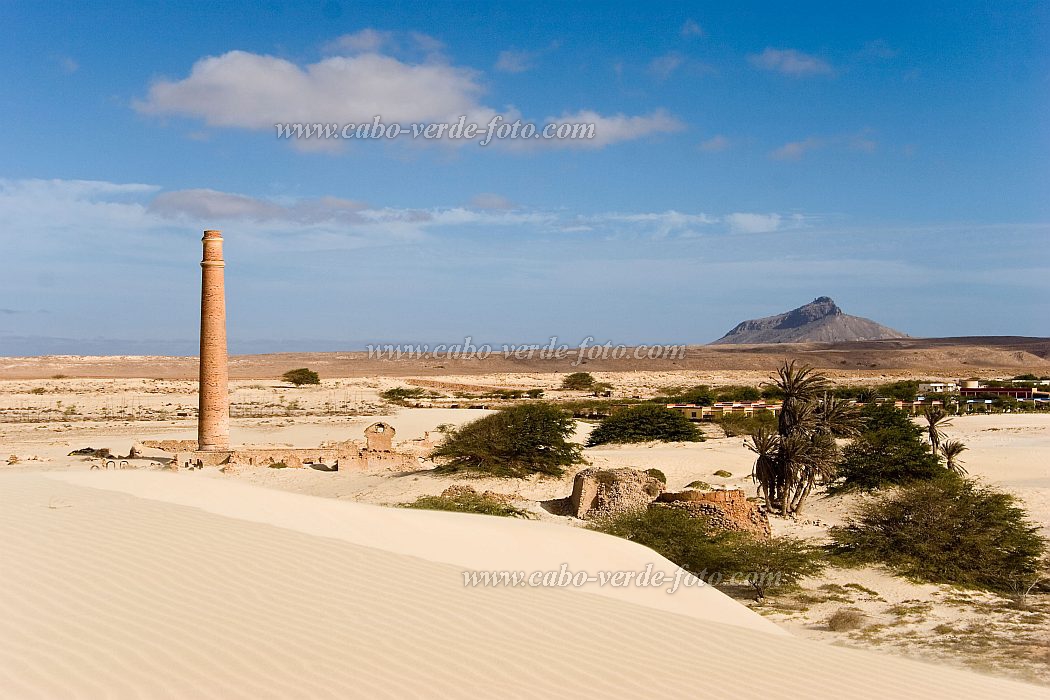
[197,230,229,451]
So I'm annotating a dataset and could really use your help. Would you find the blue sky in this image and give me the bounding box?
[1,1,1047,355]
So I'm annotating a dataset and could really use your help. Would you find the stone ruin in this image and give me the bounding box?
[568,467,771,539]
[570,467,664,519]
[654,489,771,540]
[143,421,422,472]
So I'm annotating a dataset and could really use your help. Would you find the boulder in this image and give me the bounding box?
[570,467,664,520]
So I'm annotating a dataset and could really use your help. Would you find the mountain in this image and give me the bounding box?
[711,297,909,345]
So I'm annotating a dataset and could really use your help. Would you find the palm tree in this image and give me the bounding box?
[922,405,952,455]
[815,394,863,438]
[940,439,968,474]
[749,362,841,517]
[746,428,780,508]
[771,361,831,437]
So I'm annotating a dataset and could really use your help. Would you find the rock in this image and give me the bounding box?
[570,467,664,520]
[654,489,771,539]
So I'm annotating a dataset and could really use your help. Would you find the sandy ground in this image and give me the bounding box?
[2,373,1049,692]
[4,471,1046,699]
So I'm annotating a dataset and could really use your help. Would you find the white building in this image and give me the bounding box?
[918,382,959,394]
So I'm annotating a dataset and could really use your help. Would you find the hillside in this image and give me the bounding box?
[711,297,909,345]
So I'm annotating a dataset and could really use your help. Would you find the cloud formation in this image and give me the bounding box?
[135,38,677,152]
[749,48,834,77]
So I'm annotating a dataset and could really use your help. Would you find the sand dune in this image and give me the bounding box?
[1,471,1046,698]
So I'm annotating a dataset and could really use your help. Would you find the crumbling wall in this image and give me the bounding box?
[655,489,771,539]
[570,468,664,519]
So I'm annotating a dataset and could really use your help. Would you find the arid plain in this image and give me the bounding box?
[2,338,1050,694]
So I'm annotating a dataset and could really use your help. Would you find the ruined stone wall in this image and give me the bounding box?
[655,489,771,539]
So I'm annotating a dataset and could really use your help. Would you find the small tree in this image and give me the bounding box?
[587,404,704,445]
[921,405,952,455]
[834,425,946,490]
[829,476,1047,592]
[561,372,597,390]
[430,403,582,477]
[282,368,320,386]
[940,439,968,475]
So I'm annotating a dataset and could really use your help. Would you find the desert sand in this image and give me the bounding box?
[1,470,1046,699]
[1,368,1049,695]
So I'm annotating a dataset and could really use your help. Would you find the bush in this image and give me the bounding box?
[587,404,704,446]
[685,480,711,490]
[834,427,945,490]
[561,372,596,390]
[645,468,667,484]
[713,470,732,478]
[714,385,762,402]
[875,380,920,401]
[403,490,533,519]
[716,411,776,437]
[591,507,824,597]
[281,368,320,386]
[826,607,867,632]
[828,477,1047,592]
[656,384,715,405]
[430,403,582,477]
[380,386,430,403]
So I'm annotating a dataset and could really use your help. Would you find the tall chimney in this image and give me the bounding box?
[198,229,230,451]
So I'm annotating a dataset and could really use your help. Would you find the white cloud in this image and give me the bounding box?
[150,189,286,221]
[681,19,704,38]
[496,49,537,73]
[134,50,492,130]
[56,56,79,74]
[323,29,394,54]
[749,48,834,77]
[698,135,730,152]
[541,110,684,149]
[135,45,671,152]
[771,131,877,160]
[724,212,782,234]
[649,53,684,80]
[469,193,516,210]
[771,136,823,160]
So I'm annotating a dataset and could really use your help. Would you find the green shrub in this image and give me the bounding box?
[834,426,945,490]
[281,368,320,386]
[561,372,596,390]
[380,386,430,403]
[655,384,715,405]
[587,404,704,445]
[875,380,920,401]
[645,468,667,484]
[590,507,824,597]
[716,411,777,437]
[685,480,711,490]
[714,385,762,402]
[268,461,289,469]
[403,491,533,519]
[713,470,732,478]
[430,403,582,477]
[828,477,1047,592]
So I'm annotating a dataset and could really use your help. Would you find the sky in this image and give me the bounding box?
[1,1,1047,355]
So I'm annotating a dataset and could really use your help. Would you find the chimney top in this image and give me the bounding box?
[203,229,223,239]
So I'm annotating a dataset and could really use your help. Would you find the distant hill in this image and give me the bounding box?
[711,296,909,345]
